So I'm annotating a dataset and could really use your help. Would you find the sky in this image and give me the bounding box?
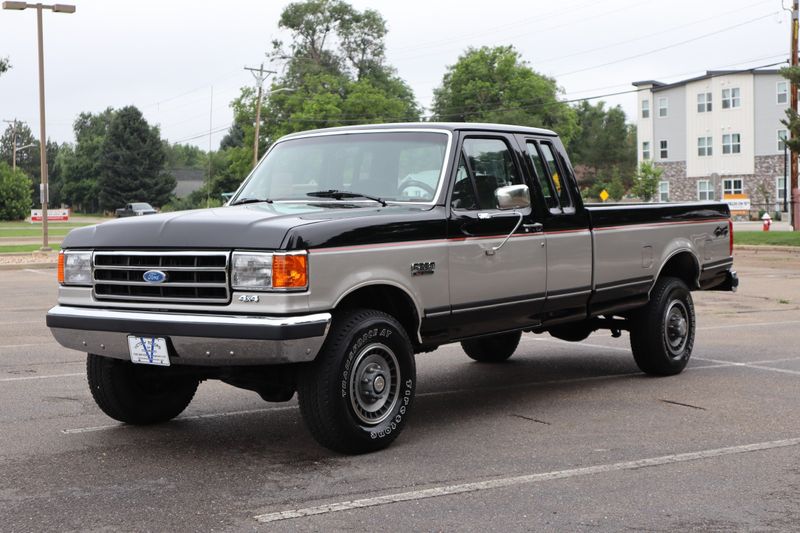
[0,0,789,150]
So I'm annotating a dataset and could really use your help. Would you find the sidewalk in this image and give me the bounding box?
[733,221,794,232]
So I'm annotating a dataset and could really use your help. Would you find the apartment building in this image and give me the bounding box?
[633,69,789,217]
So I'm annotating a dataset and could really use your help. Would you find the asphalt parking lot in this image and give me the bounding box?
[1,248,799,532]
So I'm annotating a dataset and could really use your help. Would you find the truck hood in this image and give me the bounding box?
[62,203,328,250]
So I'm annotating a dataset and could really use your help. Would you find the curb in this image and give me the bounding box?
[734,244,800,254]
[0,262,57,271]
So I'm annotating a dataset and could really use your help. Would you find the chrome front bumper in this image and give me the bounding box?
[46,305,331,365]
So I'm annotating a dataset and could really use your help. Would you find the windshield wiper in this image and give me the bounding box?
[229,197,273,206]
[306,190,387,207]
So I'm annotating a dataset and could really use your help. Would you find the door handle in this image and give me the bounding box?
[523,223,543,233]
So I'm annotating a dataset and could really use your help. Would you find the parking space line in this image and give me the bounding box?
[0,372,82,382]
[62,406,298,434]
[60,364,731,435]
[253,437,800,524]
[694,357,800,376]
[0,342,57,350]
[697,320,800,331]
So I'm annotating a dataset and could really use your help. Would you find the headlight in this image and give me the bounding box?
[58,250,92,286]
[231,251,307,292]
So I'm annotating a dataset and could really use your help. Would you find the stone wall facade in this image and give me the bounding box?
[654,155,788,219]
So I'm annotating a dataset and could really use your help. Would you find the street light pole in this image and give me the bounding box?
[2,2,75,250]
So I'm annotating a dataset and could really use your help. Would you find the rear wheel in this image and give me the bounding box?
[461,331,522,363]
[630,276,695,376]
[87,354,198,424]
[297,309,415,454]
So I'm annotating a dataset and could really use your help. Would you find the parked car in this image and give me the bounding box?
[115,202,157,217]
[47,123,737,454]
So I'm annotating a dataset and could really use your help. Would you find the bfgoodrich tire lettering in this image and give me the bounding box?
[297,309,415,454]
[630,276,696,376]
[86,354,198,424]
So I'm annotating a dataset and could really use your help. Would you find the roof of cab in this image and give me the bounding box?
[279,122,558,140]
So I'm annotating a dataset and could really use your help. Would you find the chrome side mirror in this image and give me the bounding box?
[495,184,531,210]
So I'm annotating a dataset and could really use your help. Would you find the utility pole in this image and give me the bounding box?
[244,63,276,168]
[792,0,799,230]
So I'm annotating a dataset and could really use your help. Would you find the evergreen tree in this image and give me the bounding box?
[97,106,174,211]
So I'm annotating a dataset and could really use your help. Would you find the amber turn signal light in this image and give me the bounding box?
[57,251,65,284]
[272,254,308,289]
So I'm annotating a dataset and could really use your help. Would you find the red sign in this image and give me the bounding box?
[30,209,70,222]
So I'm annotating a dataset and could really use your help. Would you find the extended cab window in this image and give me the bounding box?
[538,142,573,210]
[525,142,558,210]
[452,138,523,210]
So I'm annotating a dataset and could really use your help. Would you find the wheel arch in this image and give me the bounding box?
[652,248,701,292]
[333,281,423,345]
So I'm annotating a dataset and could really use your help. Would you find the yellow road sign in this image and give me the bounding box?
[599,189,609,202]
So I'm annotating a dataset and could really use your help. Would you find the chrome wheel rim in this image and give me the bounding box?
[349,343,400,425]
[665,300,690,357]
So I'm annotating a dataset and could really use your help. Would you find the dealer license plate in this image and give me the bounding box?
[127,336,170,366]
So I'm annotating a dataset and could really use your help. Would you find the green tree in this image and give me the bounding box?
[781,67,800,154]
[432,45,578,145]
[240,0,419,147]
[570,101,636,190]
[0,161,32,220]
[97,106,175,211]
[52,109,115,212]
[631,161,663,202]
[0,121,61,206]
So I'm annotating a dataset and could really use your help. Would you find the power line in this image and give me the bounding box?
[555,11,780,77]
[535,0,773,66]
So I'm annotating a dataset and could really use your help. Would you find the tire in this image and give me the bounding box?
[297,309,416,454]
[87,354,199,424]
[461,331,522,363]
[630,276,696,376]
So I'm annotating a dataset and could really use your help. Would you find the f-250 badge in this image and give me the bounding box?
[410,262,435,276]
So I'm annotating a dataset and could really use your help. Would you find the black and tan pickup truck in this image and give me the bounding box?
[47,123,737,453]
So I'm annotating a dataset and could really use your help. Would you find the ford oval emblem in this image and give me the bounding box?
[143,270,168,284]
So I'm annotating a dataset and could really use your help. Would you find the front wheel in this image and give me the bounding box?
[87,354,199,424]
[297,309,415,454]
[630,277,696,376]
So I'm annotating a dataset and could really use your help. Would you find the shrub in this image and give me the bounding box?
[0,162,33,221]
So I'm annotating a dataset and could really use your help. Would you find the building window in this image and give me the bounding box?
[697,92,712,112]
[642,141,651,160]
[658,181,669,203]
[721,87,741,109]
[777,176,787,210]
[697,136,712,156]
[722,133,741,154]
[657,97,668,117]
[641,98,650,118]
[778,129,788,152]
[659,140,668,159]
[777,81,788,105]
[697,180,713,201]
[723,178,743,195]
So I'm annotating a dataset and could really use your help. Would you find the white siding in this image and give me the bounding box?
[686,73,754,177]
[636,86,654,166]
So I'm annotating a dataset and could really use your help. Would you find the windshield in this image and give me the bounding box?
[234,131,449,203]
[132,203,153,210]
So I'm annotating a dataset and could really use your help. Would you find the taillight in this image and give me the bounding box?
[728,219,734,256]
[57,251,65,284]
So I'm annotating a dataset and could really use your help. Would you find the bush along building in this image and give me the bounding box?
[634,69,790,220]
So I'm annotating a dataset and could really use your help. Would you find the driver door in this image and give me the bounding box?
[447,135,547,339]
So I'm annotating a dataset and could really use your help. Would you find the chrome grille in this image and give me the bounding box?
[92,251,230,304]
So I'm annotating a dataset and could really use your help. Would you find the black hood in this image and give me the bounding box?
[62,203,326,249]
